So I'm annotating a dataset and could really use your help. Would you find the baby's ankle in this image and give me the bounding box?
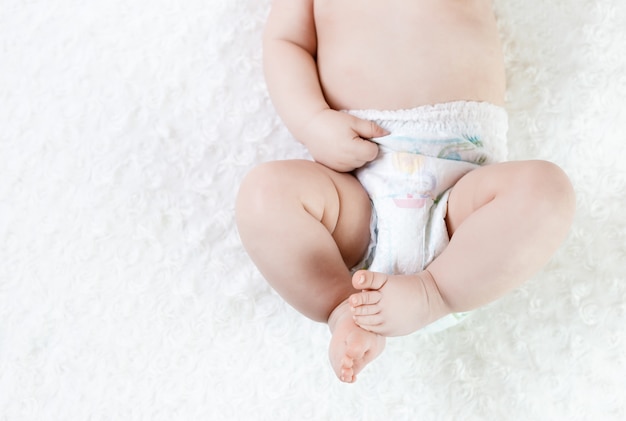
[418,269,454,319]
[327,298,351,331]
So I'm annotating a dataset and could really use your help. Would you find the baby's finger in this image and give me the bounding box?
[352,136,380,164]
[351,117,389,140]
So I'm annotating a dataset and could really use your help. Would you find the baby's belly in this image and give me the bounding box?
[314,0,506,110]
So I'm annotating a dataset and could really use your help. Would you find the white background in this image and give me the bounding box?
[1,0,625,419]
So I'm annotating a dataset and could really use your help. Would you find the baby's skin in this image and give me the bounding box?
[267,0,504,383]
[236,0,575,383]
[313,0,506,111]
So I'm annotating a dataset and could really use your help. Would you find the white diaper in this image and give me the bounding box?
[349,101,508,332]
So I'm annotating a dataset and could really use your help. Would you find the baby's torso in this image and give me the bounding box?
[314,0,506,110]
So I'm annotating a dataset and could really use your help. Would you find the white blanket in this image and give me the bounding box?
[1,0,625,419]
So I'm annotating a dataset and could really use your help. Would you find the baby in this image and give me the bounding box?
[236,0,575,383]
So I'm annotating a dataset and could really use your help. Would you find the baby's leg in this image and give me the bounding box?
[350,160,575,336]
[236,160,385,383]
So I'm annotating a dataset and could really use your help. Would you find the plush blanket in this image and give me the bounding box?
[1,0,624,419]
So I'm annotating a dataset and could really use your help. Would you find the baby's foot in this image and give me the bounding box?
[327,299,386,383]
[349,269,451,337]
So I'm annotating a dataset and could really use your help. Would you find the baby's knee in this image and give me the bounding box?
[236,161,287,223]
[515,160,575,220]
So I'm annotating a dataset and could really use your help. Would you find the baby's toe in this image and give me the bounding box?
[349,290,382,308]
[350,291,382,316]
[340,357,355,383]
[351,301,381,317]
[352,270,389,291]
[341,356,354,369]
[353,314,384,330]
[340,368,354,383]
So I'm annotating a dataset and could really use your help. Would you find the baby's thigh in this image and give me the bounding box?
[445,160,572,236]
[237,159,372,267]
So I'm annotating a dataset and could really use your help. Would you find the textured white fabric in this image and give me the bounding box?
[1,0,625,420]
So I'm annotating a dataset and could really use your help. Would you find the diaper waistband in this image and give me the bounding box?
[345,101,508,161]
[346,101,508,136]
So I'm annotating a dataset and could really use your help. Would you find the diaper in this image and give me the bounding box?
[349,101,508,333]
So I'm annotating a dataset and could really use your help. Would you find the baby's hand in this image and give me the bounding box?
[299,109,388,172]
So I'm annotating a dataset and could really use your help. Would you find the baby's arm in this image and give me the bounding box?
[263,0,386,172]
